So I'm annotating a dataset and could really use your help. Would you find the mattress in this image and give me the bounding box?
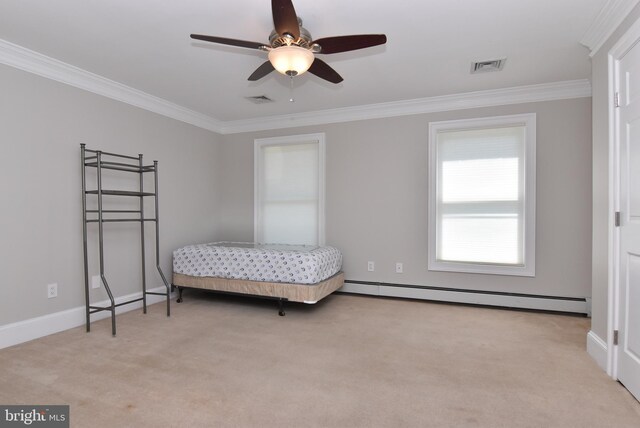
[172,242,343,285]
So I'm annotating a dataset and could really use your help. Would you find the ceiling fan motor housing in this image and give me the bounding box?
[269,17,312,48]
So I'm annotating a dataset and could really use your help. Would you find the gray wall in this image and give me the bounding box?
[219,98,592,298]
[0,57,595,328]
[0,64,221,326]
[591,4,640,340]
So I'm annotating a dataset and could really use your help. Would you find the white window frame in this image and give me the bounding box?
[428,113,536,277]
[254,133,326,245]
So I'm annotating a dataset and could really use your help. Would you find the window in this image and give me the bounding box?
[254,133,325,245]
[428,114,536,276]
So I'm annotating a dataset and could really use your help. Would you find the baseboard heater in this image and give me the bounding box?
[339,280,590,315]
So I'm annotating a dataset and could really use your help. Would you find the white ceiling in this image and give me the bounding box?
[0,0,606,123]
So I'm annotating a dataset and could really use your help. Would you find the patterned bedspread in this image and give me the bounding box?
[173,242,342,285]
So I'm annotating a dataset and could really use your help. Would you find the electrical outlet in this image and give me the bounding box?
[91,275,101,289]
[47,283,58,299]
[367,261,375,272]
[395,263,403,273]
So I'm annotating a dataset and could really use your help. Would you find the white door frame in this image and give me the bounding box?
[607,16,640,379]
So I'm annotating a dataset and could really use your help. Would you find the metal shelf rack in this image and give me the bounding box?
[81,143,170,336]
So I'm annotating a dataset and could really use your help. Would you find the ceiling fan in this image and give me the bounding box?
[190,0,387,84]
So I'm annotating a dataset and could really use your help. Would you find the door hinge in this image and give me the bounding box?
[614,330,619,346]
[614,92,620,108]
[615,211,621,227]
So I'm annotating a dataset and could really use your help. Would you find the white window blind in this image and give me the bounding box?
[428,114,535,276]
[254,134,325,246]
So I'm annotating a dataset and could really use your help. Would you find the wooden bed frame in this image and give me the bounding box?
[172,271,345,316]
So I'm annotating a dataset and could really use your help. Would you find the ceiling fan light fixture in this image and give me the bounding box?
[268,45,314,77]
[191,0,386,84]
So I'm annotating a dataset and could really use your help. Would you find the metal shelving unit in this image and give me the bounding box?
[81,143,170,336]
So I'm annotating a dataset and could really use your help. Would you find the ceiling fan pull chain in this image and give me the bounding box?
[289,75,295,102]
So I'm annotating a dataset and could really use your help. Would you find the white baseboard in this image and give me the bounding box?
[0,287,173,350]
[587,330,608,371]
[340,282,381,297]
[339,282,588,314]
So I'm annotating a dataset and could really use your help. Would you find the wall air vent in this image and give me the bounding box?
[470,58,506,74]
[245,95,274,104]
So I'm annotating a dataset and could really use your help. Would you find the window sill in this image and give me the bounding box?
[428,260,535,277]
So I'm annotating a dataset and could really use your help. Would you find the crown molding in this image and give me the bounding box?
[581,0,640,57]
[219,79,592,134]
[0,39,224,133]
[1,38,591,137]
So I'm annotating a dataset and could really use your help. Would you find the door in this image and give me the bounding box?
[617,37,640,401]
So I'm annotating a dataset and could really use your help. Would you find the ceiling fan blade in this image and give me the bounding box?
[248,61,275,81]
[190,34,265,50]
[313,34,387,54]
[308,58,343,84]
[272,0,300,39]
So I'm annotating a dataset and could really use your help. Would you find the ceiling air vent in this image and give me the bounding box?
[245,95,274,104]
[470,58,506,74]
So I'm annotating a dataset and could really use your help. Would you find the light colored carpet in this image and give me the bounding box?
[1,292,639,427]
